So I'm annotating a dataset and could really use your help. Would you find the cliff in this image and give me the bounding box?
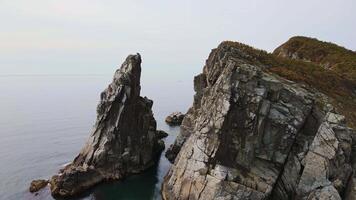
[272,36,356,129]
[49,54,164,197]
[163,40,356,199]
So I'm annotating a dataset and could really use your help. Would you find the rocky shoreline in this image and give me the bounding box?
[162,41,356,199]
[31,37,356,199]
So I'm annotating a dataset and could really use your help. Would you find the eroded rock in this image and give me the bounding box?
[165,112,185,126]
[156,130,169,139]
[29,179,48,193]
[45,54,164,197]
[162,42,355,200]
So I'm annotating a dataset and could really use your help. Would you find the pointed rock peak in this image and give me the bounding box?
[97,53,142,115]
[112,53,142,88]
[38,53,164,198]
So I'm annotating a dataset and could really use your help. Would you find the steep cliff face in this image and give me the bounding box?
[272,36,356,129]
[163,42,356,200]
[49,54,164,197]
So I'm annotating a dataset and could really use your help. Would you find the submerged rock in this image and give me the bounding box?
[29,179,48,193]
[165,112,185,126]
[162,42,356,200]
[47,54,164,197]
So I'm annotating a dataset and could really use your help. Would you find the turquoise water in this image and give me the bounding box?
[0,74,193,200]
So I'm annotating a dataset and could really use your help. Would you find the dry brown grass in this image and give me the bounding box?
[274,36,356,81]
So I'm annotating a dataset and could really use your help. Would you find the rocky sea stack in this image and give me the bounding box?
[162,39,356,200]
[48,54,164,197]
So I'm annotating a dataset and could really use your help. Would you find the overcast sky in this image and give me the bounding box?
[0,0,355,76]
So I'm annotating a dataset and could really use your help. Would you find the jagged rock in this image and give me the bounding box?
[295,120,353,199]
[29,179,48,193]
[165,112,185,126]
[156,130,169,139]
[165,143,181,163]
[162,42,355,200]
[344,128,356,200]
[46,54,164,197]
[306,186,341,200]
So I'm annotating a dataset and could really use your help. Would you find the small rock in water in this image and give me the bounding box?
[165,112,185,126]
[29,179,48,193]
[156,130,169,139]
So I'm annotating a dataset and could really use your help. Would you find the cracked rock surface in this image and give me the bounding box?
[162,42,355,200]
[48,54,164,197]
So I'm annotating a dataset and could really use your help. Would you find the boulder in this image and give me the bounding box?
[165,112,185,126]
[156,130,169,139]
[29,179,48,193]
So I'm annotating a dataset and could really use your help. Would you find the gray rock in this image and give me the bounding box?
[295,121,353,199]
[306,186,342,200]
[165,112,185,126]
[345,129,356,200]
[47,54,164,197]
[156,130,169,139]
[29,179,48,193]
[162,42,355,200]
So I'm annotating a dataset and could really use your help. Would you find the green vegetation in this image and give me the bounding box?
[274,36,356,81]
[218,39,356,128]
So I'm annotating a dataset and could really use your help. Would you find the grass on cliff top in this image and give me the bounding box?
[274,36,356,81]
[218,40,356,128]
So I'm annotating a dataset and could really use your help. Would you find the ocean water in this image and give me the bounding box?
[0,73,194,200]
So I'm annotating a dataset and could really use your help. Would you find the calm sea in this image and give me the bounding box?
[0,73,194,200]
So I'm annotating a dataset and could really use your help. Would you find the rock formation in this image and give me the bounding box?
[48,54,164,197]
[156,130,169,139]
[29,179,48,193]
[162,41,356,200]
[165,112,185,126]
[272,36,356,129]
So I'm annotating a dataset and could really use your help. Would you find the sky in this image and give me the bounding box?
[0,0,355,76]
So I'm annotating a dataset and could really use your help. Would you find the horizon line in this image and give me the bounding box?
[0,73,111,77]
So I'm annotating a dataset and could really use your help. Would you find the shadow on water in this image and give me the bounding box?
[53,152,162,200]
[85,126,181,200]
[91,157,161,200]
